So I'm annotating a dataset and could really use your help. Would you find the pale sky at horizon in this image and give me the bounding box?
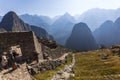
[0,0,120,17]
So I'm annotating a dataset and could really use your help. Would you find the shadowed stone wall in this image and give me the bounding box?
[0,31,43,60]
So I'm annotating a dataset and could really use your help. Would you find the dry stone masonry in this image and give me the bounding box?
[27,53,69,74]
[0,31,70,80]
[0,31,43,61]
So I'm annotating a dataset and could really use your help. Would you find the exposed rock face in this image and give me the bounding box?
[0,11,31,32]
[66,22,99,51]
[94,17,120,47]
[0,11,51,39]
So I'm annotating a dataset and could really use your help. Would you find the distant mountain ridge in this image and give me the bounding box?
[50,13,76,45]
[1,8,120,48]
[77,8,120,31]
[1,8,120,32]
[94,17,120,47]
[20,14,52,32]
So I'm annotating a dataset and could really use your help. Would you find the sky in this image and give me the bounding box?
[0,0,120,17]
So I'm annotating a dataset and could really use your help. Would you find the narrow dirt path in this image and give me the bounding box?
[51,54,75,80]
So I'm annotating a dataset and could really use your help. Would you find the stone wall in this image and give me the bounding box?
[33,32,43,59]
[0,31,43,60]
[28,59,67,74]
[42,46,68,59]
[27,53,68,75]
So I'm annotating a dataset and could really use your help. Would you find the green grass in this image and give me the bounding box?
[70,49,120,80]
[33,53,72,80]
[33,65,65,80]
[67,53,72,65]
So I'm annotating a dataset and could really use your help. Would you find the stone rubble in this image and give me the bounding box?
[28,53,69,74]
[0,53,71,80]
[51,54,75,80]
[0,63,32,80]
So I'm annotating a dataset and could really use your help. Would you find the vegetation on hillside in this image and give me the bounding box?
[70,49,120,80]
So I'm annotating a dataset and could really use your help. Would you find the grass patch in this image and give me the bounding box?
[33,53,72,80]
[70,49,120,80]
[33,65,65,80]
[67,53,72,65]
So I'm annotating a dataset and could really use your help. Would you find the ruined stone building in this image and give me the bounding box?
[0,31,43,61]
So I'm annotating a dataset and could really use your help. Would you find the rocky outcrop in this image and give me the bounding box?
[66,22,99,51]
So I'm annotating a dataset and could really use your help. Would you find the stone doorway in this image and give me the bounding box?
[9,45,23,64]
[10,45,22,56]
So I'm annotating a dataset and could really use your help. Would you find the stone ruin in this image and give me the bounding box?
[0,31,71,80]
[0,31,43,61]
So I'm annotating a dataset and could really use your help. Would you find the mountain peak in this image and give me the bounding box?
[66,22,98,51]
[63,12,71,16]
[74,22,90,31]
[4,11,18,18]
[62,13,74,20]
[2,11,19,20]
[57,12,75,23]
[6,11,17,15]
[0,11,30,31]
